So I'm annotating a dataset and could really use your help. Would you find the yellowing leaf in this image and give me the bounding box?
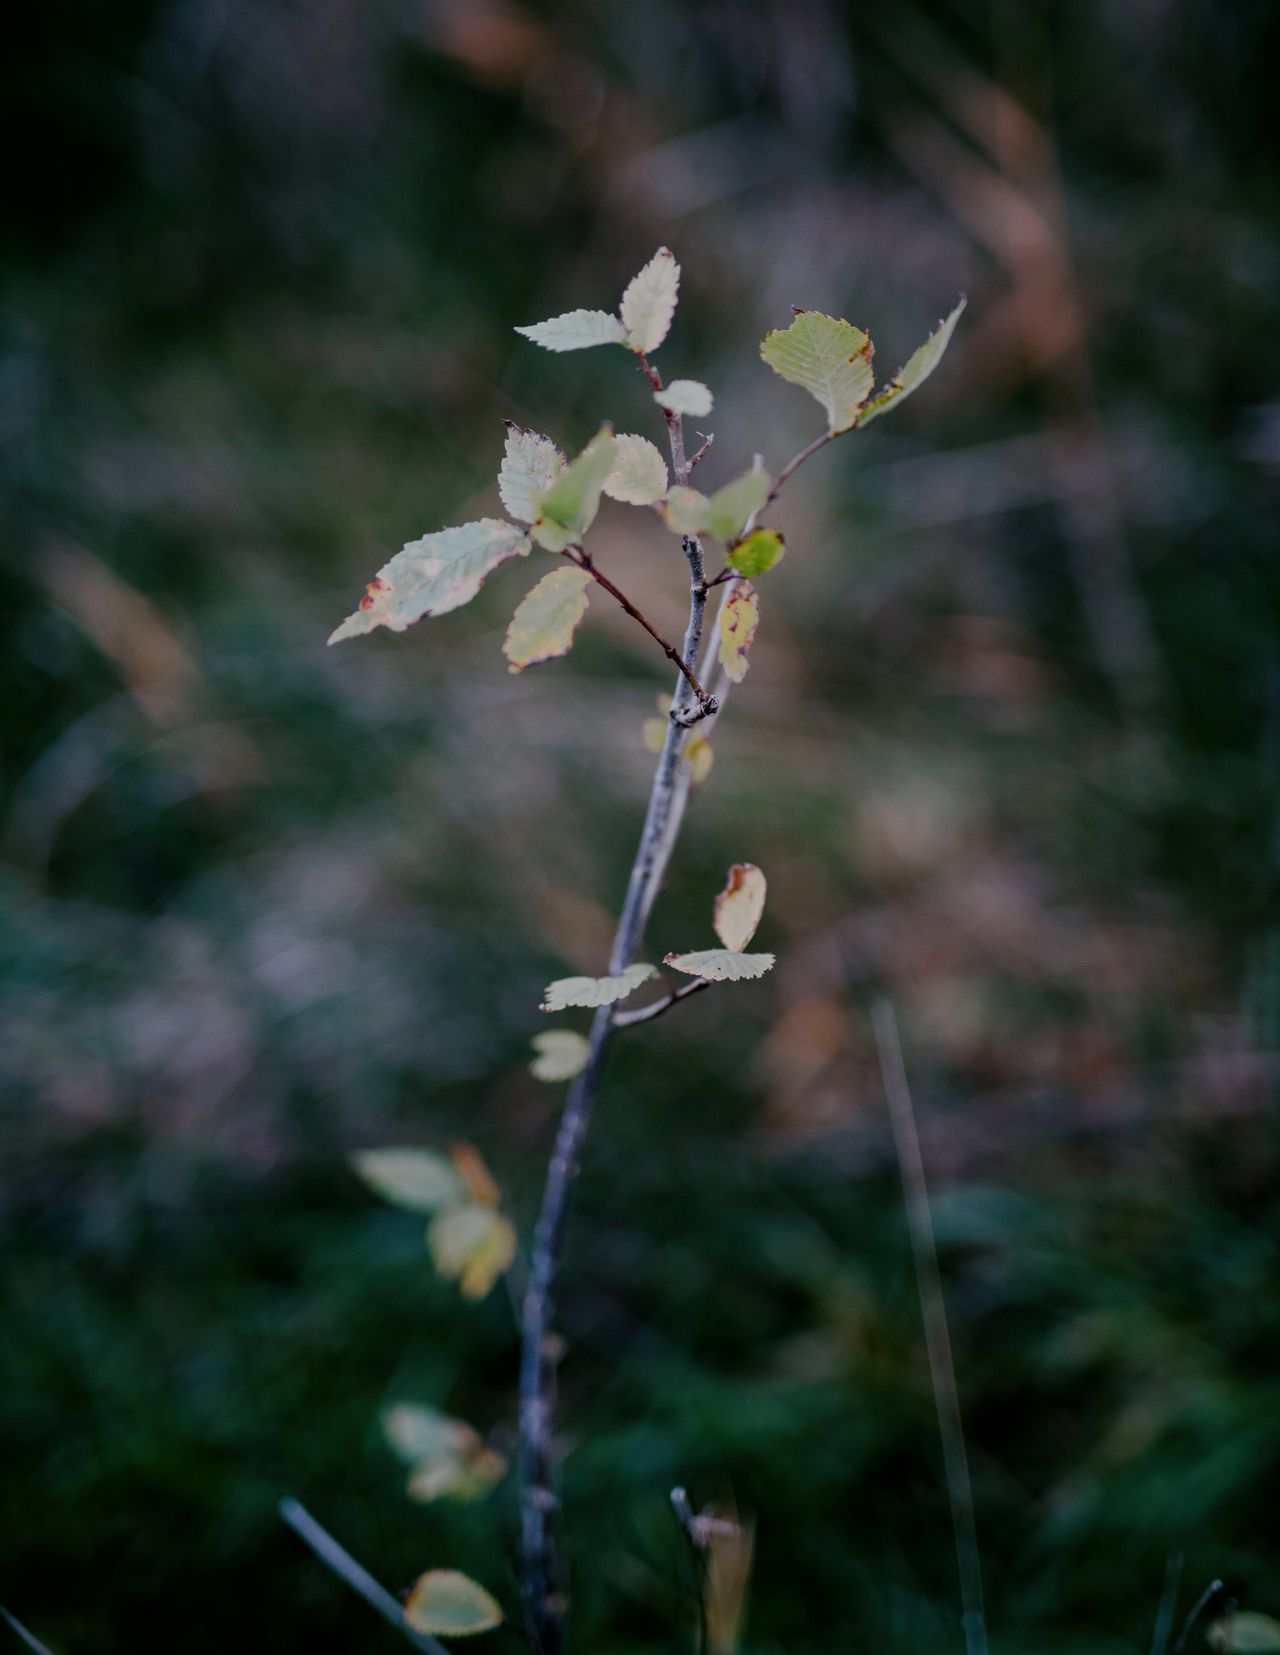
[503,567,592,673]
[686,735,714,784]
[655,380,713,417]
[719,581,759,683]
[704,469,771,544]
[760,310,874,434]
[428,1204,517,1300]
[860,297,966,425]
[352,1149,465,1212]
[620,247,680,354]
[728,529,785,576]
[540,962,656,1011]
[498,424,564,523]
[529,1029,591,1082]
[641,716,667,754]
[533,427,615,548]
[664,949,775,982]
[404,1570,504,1637]
[330,521,530,643]
[514,309,627,352]
[1208,1613,1280,1653]
[714,862,767,951]
[382,1403,508,1504]
[662,486,711,535]
[604,433,668,505]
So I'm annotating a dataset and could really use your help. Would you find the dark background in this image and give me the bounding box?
[2,2,1278,1652]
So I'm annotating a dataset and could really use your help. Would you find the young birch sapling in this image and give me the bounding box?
[330,248,964,1651]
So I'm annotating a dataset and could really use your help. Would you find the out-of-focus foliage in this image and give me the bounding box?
[2,1,1278,1653]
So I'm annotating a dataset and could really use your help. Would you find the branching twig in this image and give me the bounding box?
[278,1498,448,1655]
[872,1001,988,1655]
[565,547,716,715]
[612,977,711,1029]
[1171,1580,1229,1655]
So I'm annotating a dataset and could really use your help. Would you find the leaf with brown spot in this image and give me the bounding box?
[759,311,874,434]
[330,520,530,643]
[714,863,767,951]
[718,581,759,683]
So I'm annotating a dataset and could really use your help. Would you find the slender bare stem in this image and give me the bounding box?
[278,1498,448,1655]
[518,392,713,1655]
[872,1002,987,1655]
[565,548,716,714]
[0,1607,58,1655]
[612,976,711,1029]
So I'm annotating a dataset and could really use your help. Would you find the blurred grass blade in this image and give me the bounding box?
[873,1000,987,1655]
[1,1607,58,1655]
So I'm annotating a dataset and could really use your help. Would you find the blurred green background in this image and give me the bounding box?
[3,2,1278,1652]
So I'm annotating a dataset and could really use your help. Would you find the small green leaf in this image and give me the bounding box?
[664,948,775,982]
[498,424,564,523]
[620,247,680,354]
[686,735,714,784]
[533,427,616,548]
[655,379,713,417]
[719,581,759,683]
[604,433,668,505]
[352,1149,465,1212]
[703,469,771,544]
[859,296,966,425]
[540,963,656,1011]
[662,486,711,535]
[529,1029,591,1082]
[728,529,785,577]
[514,309,628,352]
[330,521,530,643]
[404,1570,504,1637]
[428,1204,517,1300]
[760,310,874,434]
[1208,1613,1280,1653]
[714,863,767,952]
[503,567,592,673]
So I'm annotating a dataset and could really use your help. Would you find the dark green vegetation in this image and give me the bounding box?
[2,2,1278,1652]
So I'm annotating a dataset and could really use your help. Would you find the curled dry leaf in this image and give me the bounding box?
[714,863,767,951]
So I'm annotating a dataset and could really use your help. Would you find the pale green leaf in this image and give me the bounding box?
[498,424,564,523]
[604,433,668,505]
[529,1029,591,1082]
[662,486,711,535]
[859,296,966,425]
[1209,1613,1280,1653]
[352,1149,465,1212]
[540,962,656,1011]
[759,310,874,433]
[404,1570,504,1637]
[428,1204,517,1300]
[383,1402,472,1466]
[718,581,759,683]
[641,715,667,754]
[655,379,714,417]
[514,309,627,352]
[329,521,530,643]
[620,247,680,354]
[503,567,592,673]
[703,469,771,544]
[714,863,767,952]
[728,529,786,576]
[664,948,775,982]
[533,427,615,547]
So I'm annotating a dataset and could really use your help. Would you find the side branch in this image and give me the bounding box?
[612,976,711,1029]
[565,548,716,715]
